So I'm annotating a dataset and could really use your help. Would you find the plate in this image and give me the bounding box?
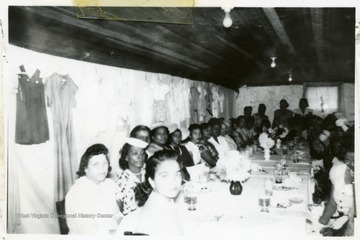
[273,185,297,191]
[289,197,304,204]
[276,202,292,208]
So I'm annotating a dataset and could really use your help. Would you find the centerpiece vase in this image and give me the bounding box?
[264,149,271,161]
[229,180,243,195]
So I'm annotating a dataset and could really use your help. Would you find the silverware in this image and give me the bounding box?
[216,214,224,221]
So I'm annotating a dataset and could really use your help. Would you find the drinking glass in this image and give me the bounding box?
[258,193,270,212]
[274,169,283,184]
[183,183,197,211]
[264,178,273,196]
[282,145,288,155]
[288,141,294,151]
[280,158,287,170]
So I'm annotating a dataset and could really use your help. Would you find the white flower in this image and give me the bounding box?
[214,150,251,182]
[259,132,275,149]
[279,127,289,138]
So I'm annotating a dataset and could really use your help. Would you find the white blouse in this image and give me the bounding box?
[185,141,201,165]
[65,177,120,234]
[329,158,354,214]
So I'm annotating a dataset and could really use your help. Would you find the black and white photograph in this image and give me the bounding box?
[1,0,359,238]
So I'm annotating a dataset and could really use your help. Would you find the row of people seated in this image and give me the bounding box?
[64,106,354,235]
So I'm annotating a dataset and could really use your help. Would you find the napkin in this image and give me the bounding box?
[186,163,206,181]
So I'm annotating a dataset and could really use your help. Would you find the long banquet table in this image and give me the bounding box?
[175,144,316,238]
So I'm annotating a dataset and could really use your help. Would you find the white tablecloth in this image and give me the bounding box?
[175,162,313,237]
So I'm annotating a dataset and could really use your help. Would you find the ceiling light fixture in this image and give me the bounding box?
[288,73,293,82]
[221,1,234,28]
[223,10,233,28]
[270,57,277,68]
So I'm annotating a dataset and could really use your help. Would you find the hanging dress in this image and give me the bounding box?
[190,84,200,124]
[45,73,78,201]
[15,69,49,144]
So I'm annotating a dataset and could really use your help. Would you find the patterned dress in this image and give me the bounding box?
[115,169,145,215]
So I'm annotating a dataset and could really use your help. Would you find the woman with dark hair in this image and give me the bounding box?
[117,149,184,236]
[220,120,237,150]
[115,138,148,215]
[146,124,169,158]
[293,98,313,132]
[166,127,194,181]
[253,103,269,135]
[293,98,313,117]
[237,116,256,147]
[65,144,121,234]
[272,99,293,129]
[207,118,230,157]
[130,125,151,144]
[184,124,202,165]
[199,122,219,168]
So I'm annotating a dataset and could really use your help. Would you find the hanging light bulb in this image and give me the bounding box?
[270,57,277,68]
[288,73,293,82]
[223,11,233,28]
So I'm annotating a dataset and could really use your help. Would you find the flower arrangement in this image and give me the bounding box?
[214,150,251,182]
[268,125,289,140]
[258,132,275,150]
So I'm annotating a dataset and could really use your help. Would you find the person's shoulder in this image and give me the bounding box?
[293,108,301,114]
[66,177,87,199]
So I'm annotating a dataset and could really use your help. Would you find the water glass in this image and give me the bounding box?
[282,145,288,155]
[288,141,294,150]
[258,193,270,212]
[280,158,287,170]
[274,169,283,184]
[292,152,299,163]
[264,178,273,196]
[183,183,197,211]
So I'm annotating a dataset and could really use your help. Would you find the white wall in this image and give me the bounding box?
[5,45,235,233]
[235,83,355,123]
[235,85,303,122]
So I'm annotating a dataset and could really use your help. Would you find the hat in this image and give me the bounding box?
[124,137,148,148]
[150,122,177,132]
[222,120,232,128]
[180,128,190,140]
[167,123,179,134]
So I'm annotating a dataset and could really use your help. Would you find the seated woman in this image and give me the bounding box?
[65,144,121,234]
[130,125,151,144]
[146,124,169,157]
[228,118,244,150]
[166,127,194,181]
[117,150,184,236]
[318,139,354,236]
[253,103,269,135]
[220,120,238,150]
[199,122,219,168]
[237,116,256,147]
[272,99,293,129]
[184,124,202,165]
[207,118,229,157]
[115,138,148,216]
[293,98,313,117]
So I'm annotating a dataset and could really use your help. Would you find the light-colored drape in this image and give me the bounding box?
[6,45,236,233]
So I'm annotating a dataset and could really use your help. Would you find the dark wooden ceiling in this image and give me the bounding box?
[9,6,355,90]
